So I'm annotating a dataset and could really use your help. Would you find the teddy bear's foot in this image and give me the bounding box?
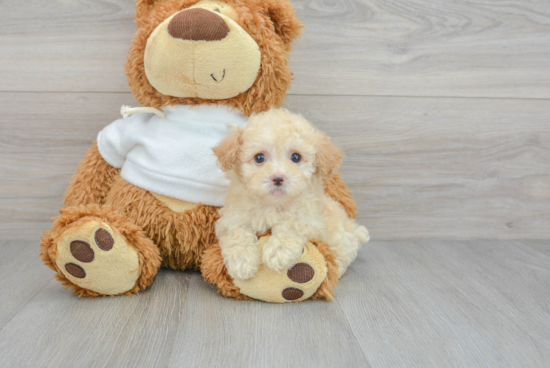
[40,204,161,297]
[54,220,141,296]
[202,236,339,303]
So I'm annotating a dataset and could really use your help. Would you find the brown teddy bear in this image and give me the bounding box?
[39,0,358,302]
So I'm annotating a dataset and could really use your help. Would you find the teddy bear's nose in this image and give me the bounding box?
[168,8,230,41]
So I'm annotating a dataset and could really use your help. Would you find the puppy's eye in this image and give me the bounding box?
[214,9,221,13]
[290,153,302,163]
[254,153,265,164]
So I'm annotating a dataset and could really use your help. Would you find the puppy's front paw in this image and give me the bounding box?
[262,237,303,272]
[224,247,261,281]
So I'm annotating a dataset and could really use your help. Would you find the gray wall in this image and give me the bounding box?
[1,0,549,240]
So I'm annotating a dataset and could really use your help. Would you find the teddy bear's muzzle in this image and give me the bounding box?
[168,8,230,42]
[143,3,261,99]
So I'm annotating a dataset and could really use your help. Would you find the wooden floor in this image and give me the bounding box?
[0,239,548,368]
[1,0,550,367]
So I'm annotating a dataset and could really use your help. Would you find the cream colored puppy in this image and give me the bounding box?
[213,108,369,281]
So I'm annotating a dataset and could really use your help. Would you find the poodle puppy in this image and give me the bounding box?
[213,108,369,281]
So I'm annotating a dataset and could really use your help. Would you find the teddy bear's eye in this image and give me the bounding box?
[254,153,265,164]
[290,153,302,163]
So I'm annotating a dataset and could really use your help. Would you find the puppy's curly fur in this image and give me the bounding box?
[213,108,369,280]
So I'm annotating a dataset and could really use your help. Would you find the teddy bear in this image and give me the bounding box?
[39,0,359,303]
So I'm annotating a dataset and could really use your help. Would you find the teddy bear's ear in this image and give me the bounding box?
[135,0,168,26]
[265,0,304,47]
[213,127,244,172]
[315,132,344,179]
[135,0,156,25]
[135,0,157,13]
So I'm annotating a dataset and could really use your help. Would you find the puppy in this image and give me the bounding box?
[213,108,369,281]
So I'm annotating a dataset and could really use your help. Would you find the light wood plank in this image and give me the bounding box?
[292,0,550,98]
[165,274,367,368]
[287,95,550,240]
[1,240,549,367]
[0,240,53,330]
[0,267,192,367]
[1,0,550,98]
[337,239,550,367]
[0,255,367,367]
[0,0,135,93]
[0,92,140,241]
[1,92,549,240]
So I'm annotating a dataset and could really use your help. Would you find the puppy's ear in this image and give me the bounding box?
[213,127,244,172]
[315,132,344,179]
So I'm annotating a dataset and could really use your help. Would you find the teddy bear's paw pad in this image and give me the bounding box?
[55,220,140,295]
[287,263,315,283]
[233,239,327,303]
[281,287,304,300]
[95,228,114,250]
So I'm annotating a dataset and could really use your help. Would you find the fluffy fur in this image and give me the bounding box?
[128,0,303,115]
[41,0,359,299]
[202,237,340,301]
[104,176,220,271]
[63,142,120,207]
[213,108,369,280]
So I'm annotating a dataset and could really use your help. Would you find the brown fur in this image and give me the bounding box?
[39,204,161,298]
[63,142,120,207]
[308,240,339,300]
[324,173,358,220]
[45,144,354,299]
[104,177,220,271]
[127,0,303,116]
[42,0,357,300]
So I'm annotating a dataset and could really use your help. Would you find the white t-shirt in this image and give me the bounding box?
[97,104,247,206]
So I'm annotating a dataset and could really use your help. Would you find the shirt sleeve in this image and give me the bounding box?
[96,113,151,169]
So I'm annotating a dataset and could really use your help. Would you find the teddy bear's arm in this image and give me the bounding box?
[324,173,358,220]
[63,142,120,207]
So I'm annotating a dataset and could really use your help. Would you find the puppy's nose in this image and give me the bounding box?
[272,177,285,187]
[168,8,230,41]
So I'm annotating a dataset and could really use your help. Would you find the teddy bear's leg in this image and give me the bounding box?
[39,204,161,297]
[63,142,120,207]
[201,237,339,303]
[102,177,220,272]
